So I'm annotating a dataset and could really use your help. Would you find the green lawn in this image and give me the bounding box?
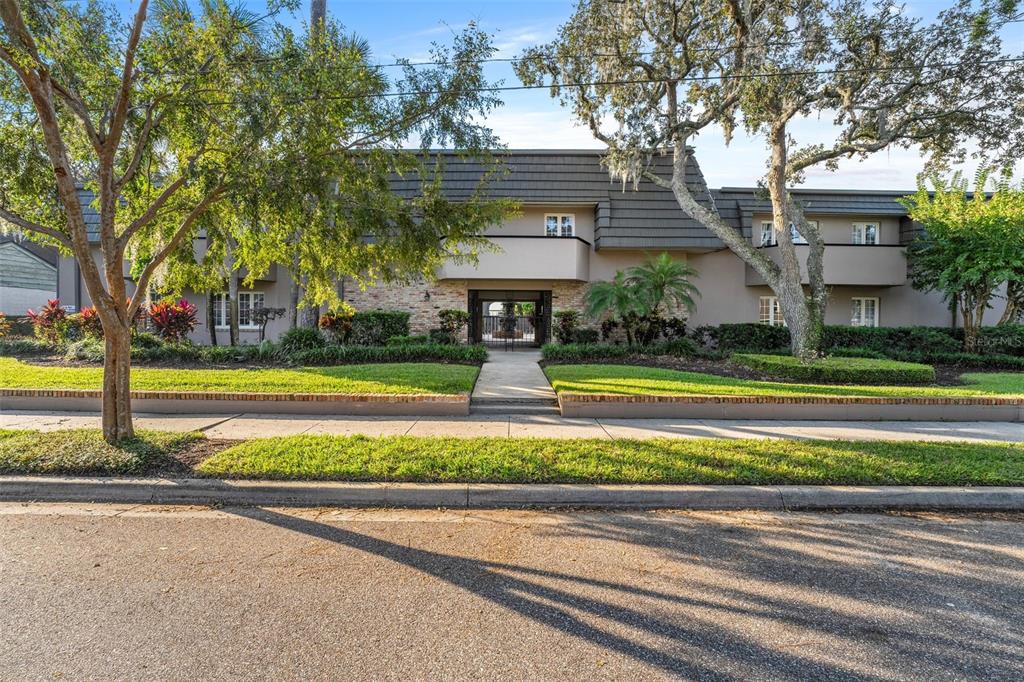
[197,434,1024,485]
[0,429,201,475]
[544,364,1024,398]
[0,358,479,395]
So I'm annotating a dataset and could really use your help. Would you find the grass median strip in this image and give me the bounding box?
[196,435,1024,485]
[0,429,203,475]
[544,364,1024,398]
[0,358,478,395]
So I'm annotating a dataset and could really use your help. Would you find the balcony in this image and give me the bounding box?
[745,244,907,287]
[438,236,590,281]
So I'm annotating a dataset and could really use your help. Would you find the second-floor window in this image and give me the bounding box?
[760,221,814,246]
[852,222,880,245]
[545,214,575,237]
[213,291,265,330]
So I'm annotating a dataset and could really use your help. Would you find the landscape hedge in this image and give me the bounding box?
[287,342,487,366]
[349,311,411,346]
[695,323,1024,358]
[732,353,936,384]
[542,338,700,363]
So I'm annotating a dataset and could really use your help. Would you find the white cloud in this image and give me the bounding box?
[487,110,603,149]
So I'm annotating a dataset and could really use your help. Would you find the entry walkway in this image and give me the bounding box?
[471,349,556,402]
[2,410,1022,442]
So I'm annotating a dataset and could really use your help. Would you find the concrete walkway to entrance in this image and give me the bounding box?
[3,410,1023,442]
[471,349,556,402]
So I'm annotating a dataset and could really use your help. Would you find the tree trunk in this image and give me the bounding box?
[998,280,1023,325]
[101,325,134,443]
[228,273,239,346]
[207,291,218,346]
[765,124,826,359]
[289,252,301,330]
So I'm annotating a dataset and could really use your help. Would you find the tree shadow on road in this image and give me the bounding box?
[227,507,1024,679]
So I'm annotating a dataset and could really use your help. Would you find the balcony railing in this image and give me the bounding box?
[746,244,907,287]
[438,235,591,281]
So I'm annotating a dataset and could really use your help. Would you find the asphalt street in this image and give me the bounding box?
[1,504,1022,681]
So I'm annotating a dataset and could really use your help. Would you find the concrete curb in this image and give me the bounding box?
[557,393,1024,421]
[2,476,1022,510]
[0,390,471,416]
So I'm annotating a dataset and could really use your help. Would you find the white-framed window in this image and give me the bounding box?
[545,213,575,237]
[759,220,815,246]
[852,222,880,245]
[851,297,879,327]
[213,292,265,330]
[759,296,785,326]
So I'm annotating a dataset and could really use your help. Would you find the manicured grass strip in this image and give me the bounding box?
[0,358,478,395]
[544,364,1024,398]
[0,429,202,475]
[196,435,1024,485]
[732,353,935,384]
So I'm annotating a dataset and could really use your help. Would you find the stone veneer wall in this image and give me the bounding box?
[343,278,468,336]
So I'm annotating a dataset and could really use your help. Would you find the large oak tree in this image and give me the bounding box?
[517,0,1023,356]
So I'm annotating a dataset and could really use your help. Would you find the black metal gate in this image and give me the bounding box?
[480,314,537,349]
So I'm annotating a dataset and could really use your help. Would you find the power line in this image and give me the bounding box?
[192,56,1024,107]
[142,17,1024,78]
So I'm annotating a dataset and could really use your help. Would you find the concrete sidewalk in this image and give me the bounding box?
[3,410,1024,442]
[471,349,555,401]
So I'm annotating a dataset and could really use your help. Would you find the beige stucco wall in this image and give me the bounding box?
[751,213,903,246]
[488,204,596,242]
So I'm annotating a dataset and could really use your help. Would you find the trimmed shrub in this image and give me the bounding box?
[280,327,326,353]
[63,337,105,362]
[0,313,9,338]
[542,338,699,363]
[287,343,487,366]
[427,328,456,344]
[553,310,581,344]
[0,337,52,356]
[437,309,470,341]
[319,303,356,343]
[887,350,1024,370]
[974,325,1024,356]
[387,335,431,346]
[827,347,888,360]
[148,299,198,342]
[349,310,411,346]
[574,328,600,344]
[732,353,936,384]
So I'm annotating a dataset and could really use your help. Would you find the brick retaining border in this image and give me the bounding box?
[0,389,470,416]
[557,393,1024,421]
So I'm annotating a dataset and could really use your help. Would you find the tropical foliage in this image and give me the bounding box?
[902,171,1024,351]
[584,253,698,346]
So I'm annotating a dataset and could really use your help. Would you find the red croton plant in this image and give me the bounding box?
[147,299,199,343]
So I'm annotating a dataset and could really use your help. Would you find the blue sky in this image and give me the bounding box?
[123,1,1024,190]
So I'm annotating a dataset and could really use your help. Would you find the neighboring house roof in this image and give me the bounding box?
[389,150,725,250]
[0,239,57,290]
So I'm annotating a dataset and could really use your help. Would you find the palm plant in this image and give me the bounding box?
[625,253,700,315]
[584,272,642,345]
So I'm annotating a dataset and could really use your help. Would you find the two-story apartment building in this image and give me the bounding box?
[50,150,1004,345]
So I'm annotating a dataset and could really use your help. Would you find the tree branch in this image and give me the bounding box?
[106,0,149,153]
[0,206,71,248]
[127,187,224,320]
